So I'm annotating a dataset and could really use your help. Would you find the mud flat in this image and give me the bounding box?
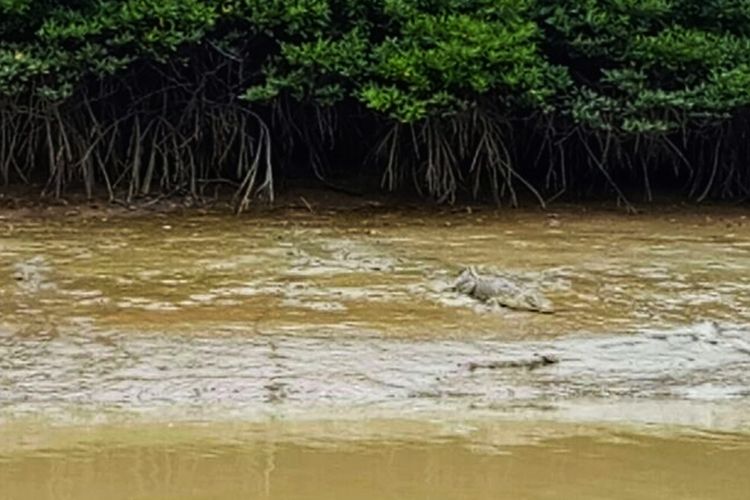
[1,206,749,499]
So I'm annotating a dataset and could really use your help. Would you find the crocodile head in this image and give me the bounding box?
[453,266,479,294]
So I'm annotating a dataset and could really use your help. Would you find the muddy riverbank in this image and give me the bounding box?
[1,203,749,498]
[2,203,749,336]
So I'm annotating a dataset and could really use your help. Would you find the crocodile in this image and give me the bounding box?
[468,354,559,372]
[453,266,554,313]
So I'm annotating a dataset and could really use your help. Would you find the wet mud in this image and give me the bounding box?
[1,207,749,498]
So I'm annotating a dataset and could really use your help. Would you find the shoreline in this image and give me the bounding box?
[1,186,749,222]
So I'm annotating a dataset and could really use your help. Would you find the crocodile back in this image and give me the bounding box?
[471,277,518,301]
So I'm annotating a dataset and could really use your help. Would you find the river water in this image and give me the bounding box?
[1,206,749,499]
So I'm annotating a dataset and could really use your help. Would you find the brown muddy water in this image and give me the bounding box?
[1,206,750,499]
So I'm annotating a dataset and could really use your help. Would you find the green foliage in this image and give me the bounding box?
[540,0,750,132]
[2,0,750,204]
[362,4,551,120]
[9,0,747,126]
